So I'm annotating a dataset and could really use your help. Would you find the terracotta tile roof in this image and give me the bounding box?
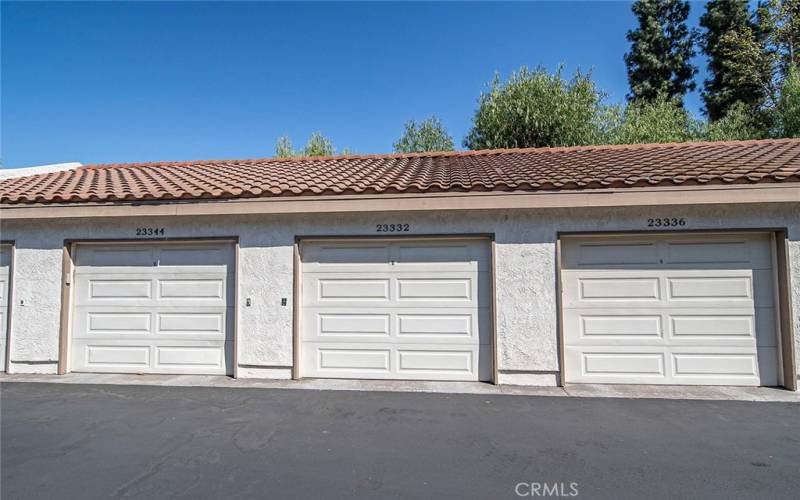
[2,139,799,205]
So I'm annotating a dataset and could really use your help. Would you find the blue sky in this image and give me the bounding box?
[2,1,709,168]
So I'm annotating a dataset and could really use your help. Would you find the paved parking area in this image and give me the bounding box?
[2,382,799,499]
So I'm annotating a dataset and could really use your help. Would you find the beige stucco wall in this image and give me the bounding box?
[1,202,798,385]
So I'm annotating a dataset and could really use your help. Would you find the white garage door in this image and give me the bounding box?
[71,242,234,375]
[562,233,779,386]
[0,244,10,371]
[301,238,492,381]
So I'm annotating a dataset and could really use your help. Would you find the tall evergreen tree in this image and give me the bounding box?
[624,0,697,103]
[700,0,770,120]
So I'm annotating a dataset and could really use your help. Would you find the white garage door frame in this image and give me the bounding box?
[0,240,15,373]
[293,234,498,383]
[556,229,796,390]
[57,237,240,377]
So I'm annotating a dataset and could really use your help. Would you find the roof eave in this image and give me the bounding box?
[1,183,798,221]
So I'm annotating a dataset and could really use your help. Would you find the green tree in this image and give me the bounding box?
[704,101,767,140]
[274,132,338,157]
[700,0,771,120]
[625,0,697,103]
[604,95,700,144]
[302,132,335,156]
[464,66,605,149]
[776,66,800,136]
[275,136,294,158]
[760,0,800,75]
[393,116,455,153]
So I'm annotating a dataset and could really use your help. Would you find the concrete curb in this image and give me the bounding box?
[2,374,799,402]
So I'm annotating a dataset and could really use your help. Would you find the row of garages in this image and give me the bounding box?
[0,229,793,387]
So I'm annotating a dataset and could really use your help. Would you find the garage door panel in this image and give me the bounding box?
[667,276,752,300]
[304,272,488,308]
[304,342,487,381]
[83,344,151,368]
[317,278,390,301]
[302,243,391,271]
[394,242,490,272]
[316,347,392,373]
[397,349,474,376]
[397,313,473,338]
[75,247,154,269]
[155,344,226,370]
[672,353,758,379]
[85,279,153,300]
[157,312,225,335]
[669,315,754,338]
[158,279,225,300]
[562,233,778,386]
[301,239,491,381]
[578,277,660,301]
[574,241,659,267]
[157,245,233,270]
[564,272,766,309]
[71,242,234,375]
[397,278,472,301]
[665,237,771,268]
[304,307,490,344]
[85,312,152,335]
[316,313,391,338]
[566,346,763,384]
[579,352,667,378]
[571,312,664,342]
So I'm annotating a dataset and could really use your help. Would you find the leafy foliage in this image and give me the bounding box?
[274,136,294,158]
[703,101,767,141]
[274,132,338,157]
[463,66,606,149]
[776,66,800,136]
[393,116,455,153]
[302,132,335,157]
[603,95,700,144]
[625,0,697,102]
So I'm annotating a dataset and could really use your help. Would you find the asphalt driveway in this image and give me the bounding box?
[2,383,799,500]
